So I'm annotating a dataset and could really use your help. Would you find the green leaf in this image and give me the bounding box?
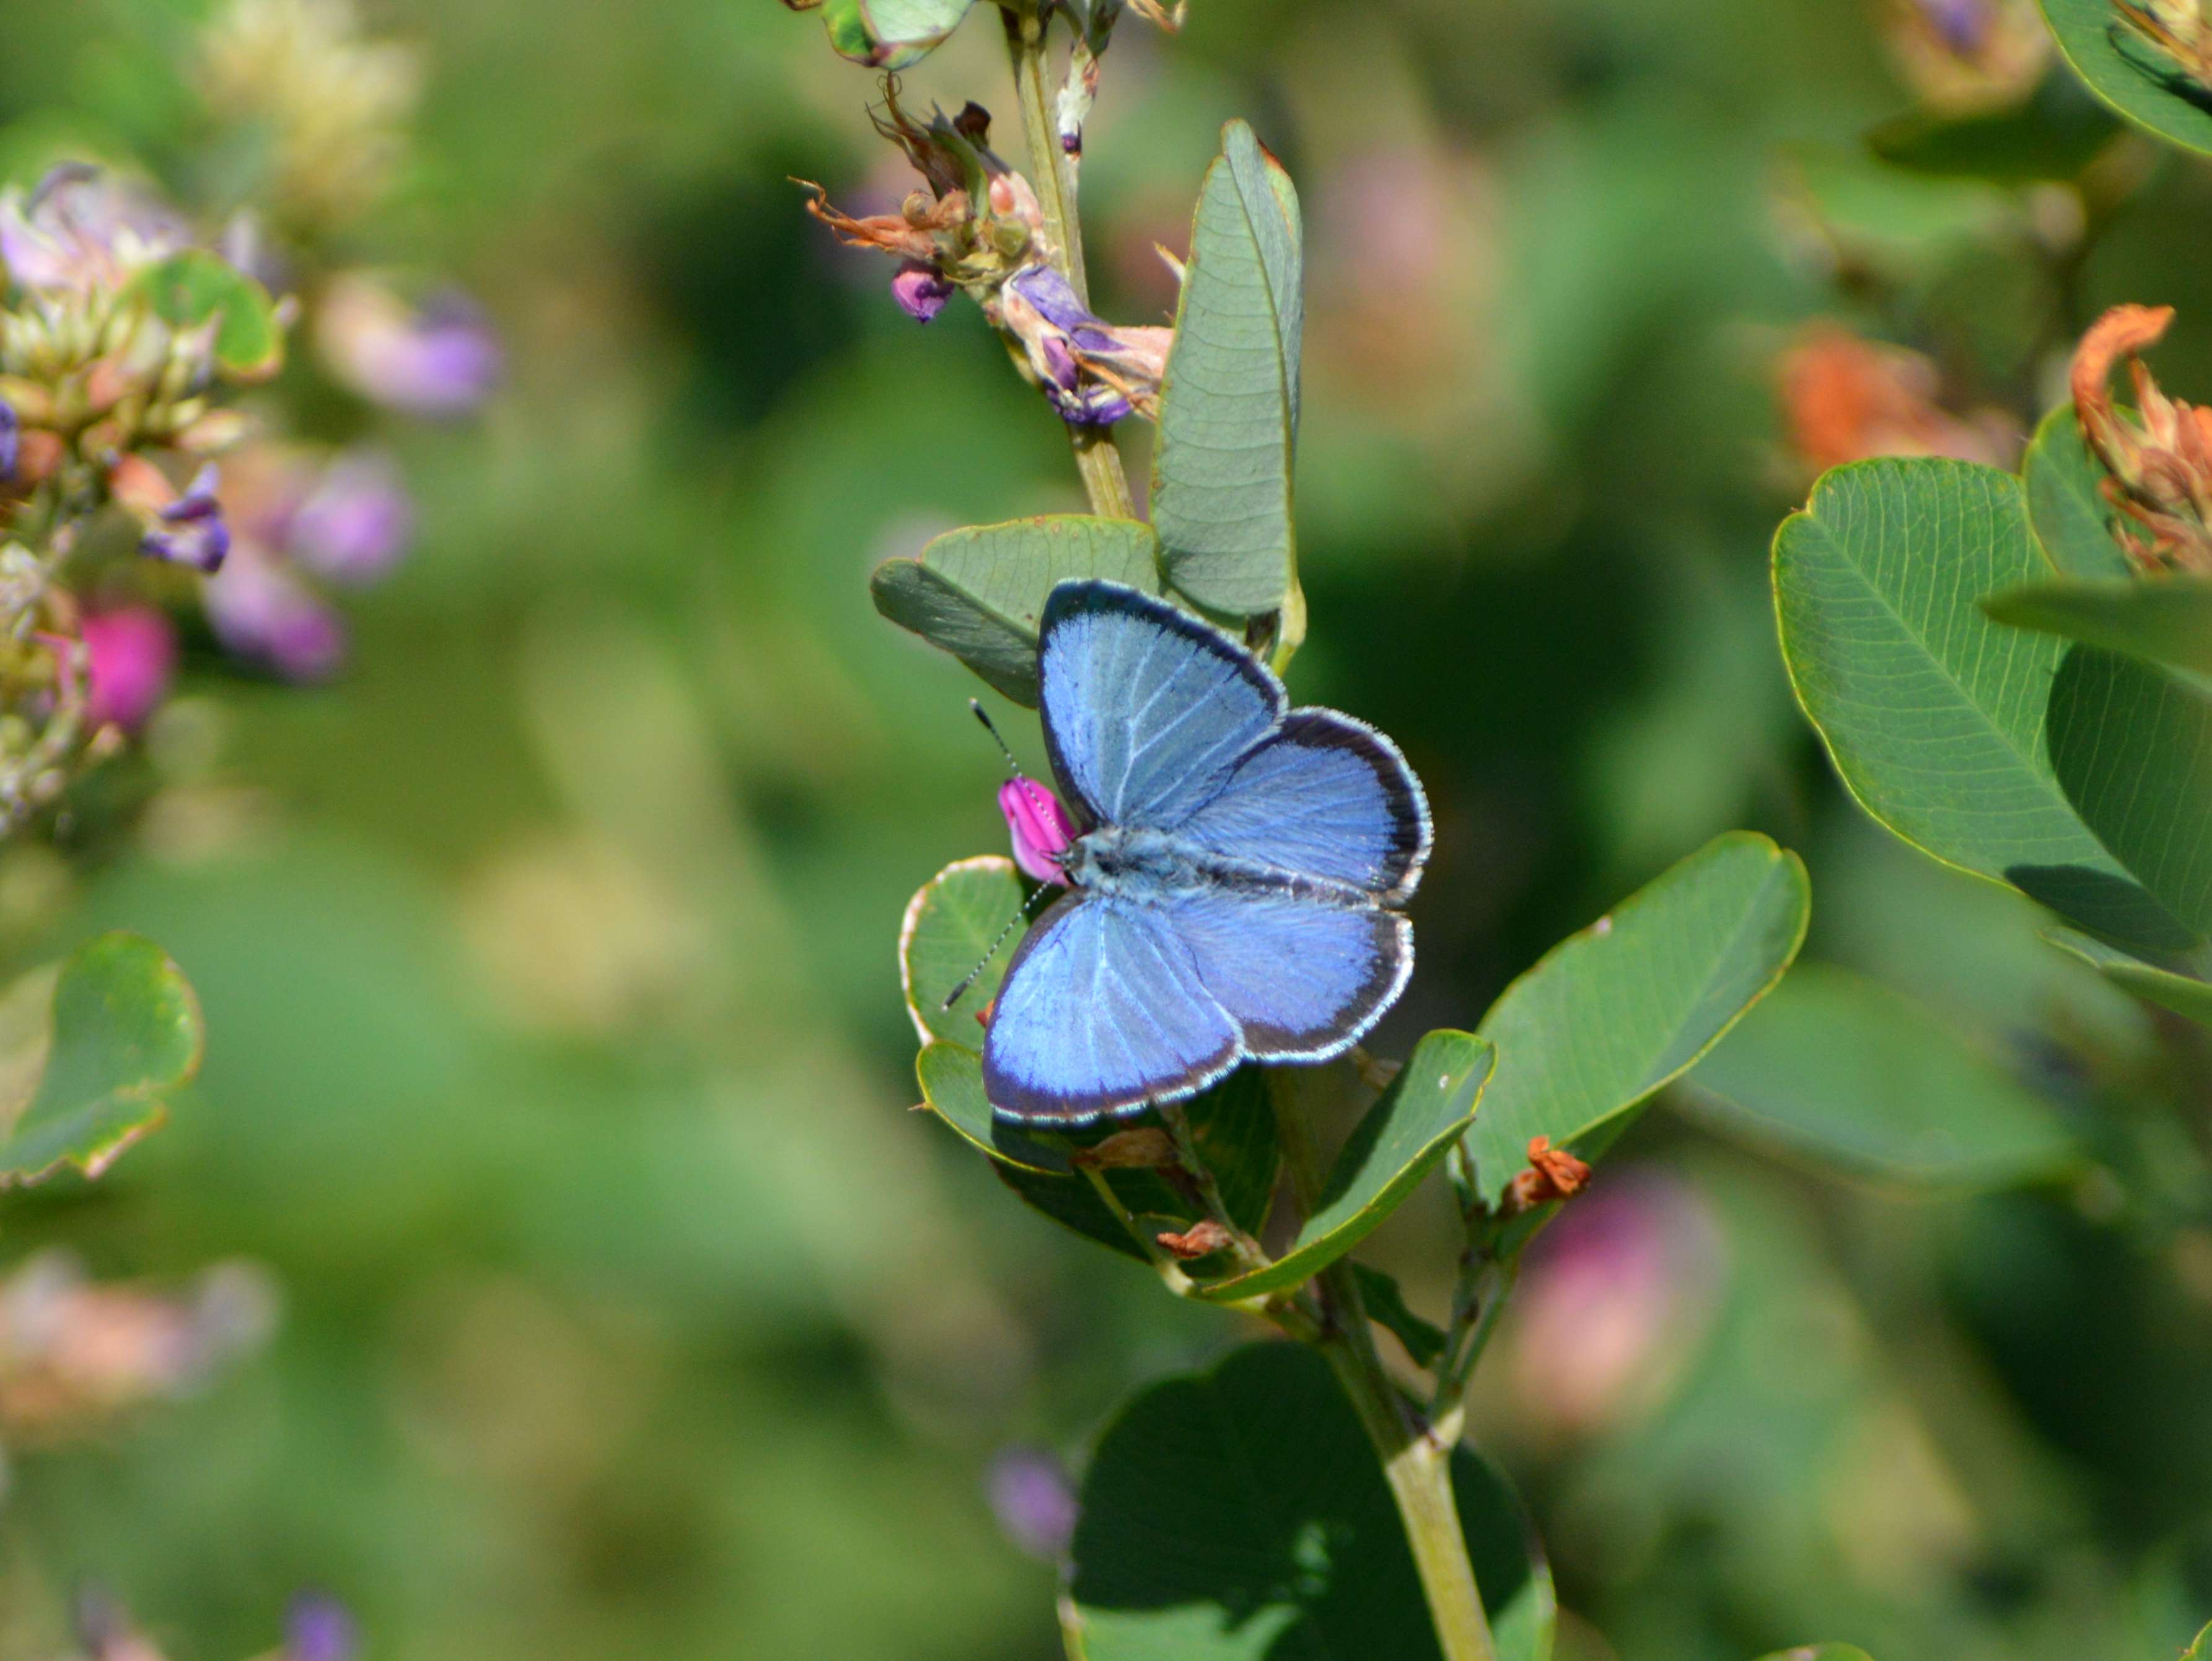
[1984,576,2212,677]
[872,516,1161,705]
[899,855,1027,1046]
[816,0,959,65]
[2047,646,2212,938]
[2040,0,2212,159]
[2045,927,2212,1029]
[1465,832,1809,1207]
[916,1042,1069,1173]
[1775,457,2193,950]
[125,250,284,380]
[1063,1342,1554,1661]
[1152,121,1306,637]
[1353,1263,1447,1370]
[993,1065,1279,1261]
[1683,964,2077,1187]
[1195,1033,1495,1302]
[2022,403,2134,579]
[1750,1649,1876,1661]
[2185,1619,2210,1660]
[1866,73,2118,183]
[858,0,974,54]
[0,933,203,1187]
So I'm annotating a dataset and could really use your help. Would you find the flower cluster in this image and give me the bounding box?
[805,86,1172,426]
[2069,302,2212,574]
[0,0,498,840]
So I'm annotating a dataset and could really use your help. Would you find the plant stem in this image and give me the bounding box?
[1267,1071,1499,1661]
[1002,5,1136,522]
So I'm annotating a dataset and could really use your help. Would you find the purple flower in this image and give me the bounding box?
[0,162,187,296]
[204,547,348,682]
[891,260,955,323]
[999,778,1075,883]
[141,464,232,573]
[0,397,17,483]
[996,262,1170,428]
[284,1596,358,1661]
[1920,0,1992,53]
[82,607,177,731]
[318,274,503,416]
[986,1446,1078,1561]
[287,449,413,586]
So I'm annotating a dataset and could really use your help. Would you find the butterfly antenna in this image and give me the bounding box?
[941,883,1059,1011]
[970,698,1028,780]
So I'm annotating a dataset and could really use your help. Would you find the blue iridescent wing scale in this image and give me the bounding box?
[1175,709,1431,901]
[983,890,1242,1124]
[1038,580,1283,830]
[1164,890,1413,1060]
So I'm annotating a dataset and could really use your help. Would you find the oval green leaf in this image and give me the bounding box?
[2022,403,2134,579]
[126,250,284,381]
[1985,575,2212,677]
[0,933,204,1187]
[1196,1032,1495,1302]
[1683,963,2077,1188]
[2047,646,2212,938]
[872,516,1161,705]
[1064,1342,1555,1661]
[858,0,974,56]
[1775,457,2193,949]
[1152,121,1306,634]
[2044,927,2212,1029]
[1465,831,1809,1207]
[2040,0,2212,159]
[899,855,1027,1046]
[2187,1619,2210,1660]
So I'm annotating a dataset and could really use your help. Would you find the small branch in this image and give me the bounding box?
[1002,5,1136,521]
[1267,1070,1499,1661]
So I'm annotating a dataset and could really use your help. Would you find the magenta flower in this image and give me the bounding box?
[999,778,1075,883]
[204,547,348,682]
[287,449,413,585]
[82,608,177,731]
[318,274,502,416]
[891,260,955,323]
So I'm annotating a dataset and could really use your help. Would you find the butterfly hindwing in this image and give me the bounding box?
[1038,581,1282,830]
[1163,889,1413,1060]
[1175,709,1431,901]
[982,889,1242,1124]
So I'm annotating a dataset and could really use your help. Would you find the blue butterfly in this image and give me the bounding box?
[983,579,1431,1125]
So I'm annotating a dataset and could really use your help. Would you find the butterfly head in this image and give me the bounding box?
[999,777,1077,884]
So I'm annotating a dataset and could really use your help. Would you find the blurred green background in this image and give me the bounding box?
[2,1,2211,1657]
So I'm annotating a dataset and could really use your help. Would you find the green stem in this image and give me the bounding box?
[1267,1071,1499,1661]
[1002,5,1136,522]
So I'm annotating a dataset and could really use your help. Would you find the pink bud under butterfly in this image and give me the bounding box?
[999,778,1074,884]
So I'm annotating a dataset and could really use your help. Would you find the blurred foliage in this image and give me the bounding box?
[0,1,2206,1659]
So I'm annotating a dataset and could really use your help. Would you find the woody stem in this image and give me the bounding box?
[1266,1070,1499,1661]
[1003,5,1137,521]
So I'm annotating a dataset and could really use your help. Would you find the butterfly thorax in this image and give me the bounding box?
[1065,824,1377,908]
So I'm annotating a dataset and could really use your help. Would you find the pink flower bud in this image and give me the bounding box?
[82,607,177,731]
[998,778,1074,884]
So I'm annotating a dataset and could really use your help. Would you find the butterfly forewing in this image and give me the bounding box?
[1038,581,1281,830]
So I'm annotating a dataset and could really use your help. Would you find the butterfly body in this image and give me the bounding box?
[982,581,1429,1126]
